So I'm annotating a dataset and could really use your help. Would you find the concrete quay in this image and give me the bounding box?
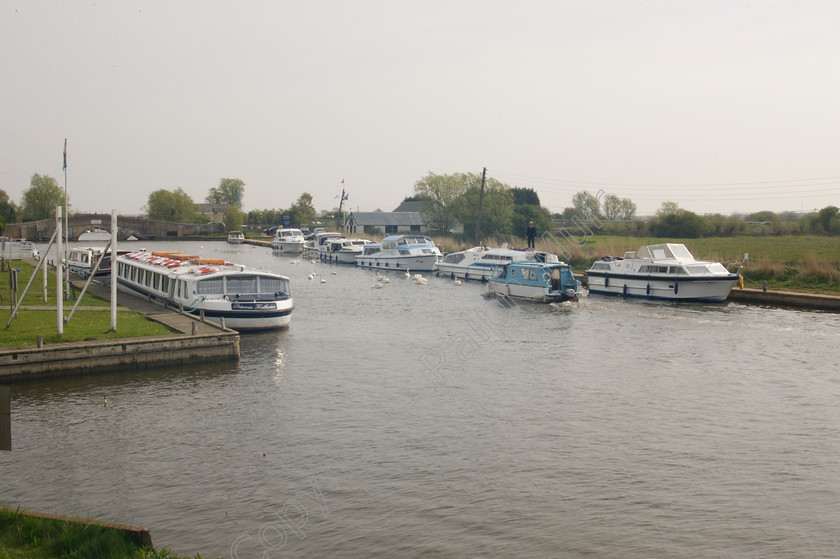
[0,281,239,382]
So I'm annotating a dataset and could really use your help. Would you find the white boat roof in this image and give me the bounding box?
[634,243,695,261]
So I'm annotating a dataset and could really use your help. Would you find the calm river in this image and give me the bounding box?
[2,240,839,558]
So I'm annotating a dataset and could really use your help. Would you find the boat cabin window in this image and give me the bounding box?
[520,267,537,281]
[225,276,258,295]
[444,253,465,264]
[669,266,687,274]
[639,265,669,273]
[590,262,610,271]
[196,277,224,295]
[259,276,289,295]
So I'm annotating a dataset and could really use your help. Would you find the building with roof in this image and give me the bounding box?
[344,211,426,235]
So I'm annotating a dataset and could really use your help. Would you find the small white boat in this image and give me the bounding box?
[320,238,372,264]
[77,228,111,242]
[435,245,560,281]
[227,231,245,244]
[355,234,441,272]
[487,260,581,303]
[67,246,128,279]
[116,251,293,331]
[271,228,305,253]
[584,243,740,302]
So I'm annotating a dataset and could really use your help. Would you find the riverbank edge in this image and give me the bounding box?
[1,507,154,549]
[0,330,240,381]
[573,273,840,311]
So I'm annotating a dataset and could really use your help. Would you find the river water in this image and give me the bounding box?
[2,240,839,558]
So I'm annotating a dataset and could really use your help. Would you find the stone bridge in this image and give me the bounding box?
[5,214,223,241]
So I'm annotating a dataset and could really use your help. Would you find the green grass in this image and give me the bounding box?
[0,508,208,558]
[0,261,176,349]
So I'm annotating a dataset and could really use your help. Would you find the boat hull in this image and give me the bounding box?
[116,281,293,330]
[355,254,439,272]
[272,242,304,253]
[585,273,738,302]
[435,263,497,280]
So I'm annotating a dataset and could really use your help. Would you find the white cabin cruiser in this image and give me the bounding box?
[355,234,441,272]
[271,228,305,253]
[436,246,560,281]
[116,251,293,331]
[584,243,740,302]
[321,238,372,264]
[302,232,343,259]
[227,231,245,244]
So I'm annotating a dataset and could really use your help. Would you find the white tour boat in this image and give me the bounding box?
[487,260,581,303]
[435,245,561,281]
[355,234,442,272]
[116,251,294,331]
[271,228,305,253]
[227,231,245,244]
[321,238,372,264]
[584,243,740,302]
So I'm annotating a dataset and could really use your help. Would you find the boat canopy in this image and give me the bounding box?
[636,243,695,261]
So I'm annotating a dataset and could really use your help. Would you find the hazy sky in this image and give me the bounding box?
[2,0,839,218]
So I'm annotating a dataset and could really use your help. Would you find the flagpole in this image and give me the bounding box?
[63,138,69,299]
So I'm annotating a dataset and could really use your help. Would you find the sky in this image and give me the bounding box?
[2,0,839,218]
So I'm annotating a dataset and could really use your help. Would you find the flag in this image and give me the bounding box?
[334,194,340,199]
[341,178,344,184]
[62,139,67,171]
[343,194,349,201]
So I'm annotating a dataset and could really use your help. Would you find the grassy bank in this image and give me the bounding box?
[0,508,205,559]
[429,234,840,294]
[0,261,175,349]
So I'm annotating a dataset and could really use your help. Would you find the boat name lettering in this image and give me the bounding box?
[231,302,278,310]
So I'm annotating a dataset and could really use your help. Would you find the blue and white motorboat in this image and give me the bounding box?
[355,234,442,272]
[435,245,560,281]
[584,243,740,302]
[487,260,581,303]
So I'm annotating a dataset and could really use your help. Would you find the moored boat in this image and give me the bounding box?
[67,246,129,279]
[435,245,560,281]
[354,234,441,272]
[321,237,372,264]
[271,228,305,253]
[487,260,581,303]
[227,231,245,244]
[115,251,293,331]
[302,231,343,259]
[584,243,740,302]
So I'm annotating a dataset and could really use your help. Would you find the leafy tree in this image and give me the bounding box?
[656,201,683,216]
[602,194,637,221]
[224,205,244,231]
[510,187,541,206]
[453,176,514,239]
[512,204,553,240]
[413,172,470,233]
[207,178,245,209]
[572,191,602,219]
[650,210,711,238]
[20,174,67,221]
[813,205,840,234]
[745,210,780,224]
[287,192,317,227]
[0,190,17,229]
[145,188,201,222]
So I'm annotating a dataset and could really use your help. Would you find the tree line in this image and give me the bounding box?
[3,172,838,239]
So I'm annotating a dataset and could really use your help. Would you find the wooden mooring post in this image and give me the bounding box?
[1,385,10,451]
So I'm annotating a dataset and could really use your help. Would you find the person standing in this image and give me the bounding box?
[526,221,537,249]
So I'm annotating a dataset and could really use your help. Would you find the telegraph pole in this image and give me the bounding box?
[475,167,486,243]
